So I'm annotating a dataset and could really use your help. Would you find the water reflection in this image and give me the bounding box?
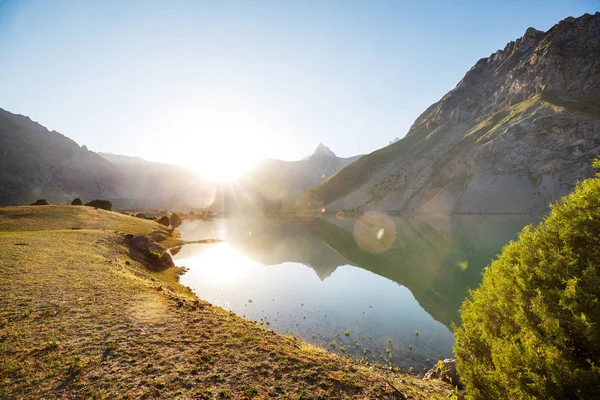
[174,214,532,370]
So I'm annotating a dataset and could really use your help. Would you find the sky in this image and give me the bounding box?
[0,0,598,179]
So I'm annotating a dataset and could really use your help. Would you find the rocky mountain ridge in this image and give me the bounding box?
[0,107,364,211]
[293,12,600,215]
[0,108,125,205]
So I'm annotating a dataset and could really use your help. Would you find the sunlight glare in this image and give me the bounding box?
[177,243,254,285]
[156,105,272,181]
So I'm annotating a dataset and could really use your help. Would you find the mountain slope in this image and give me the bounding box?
[247,143,362,201]
[0,104,361,212]
[97,153,213,210]
[293,13,600,215]
[207,144,362,215]
[0,108,125,205]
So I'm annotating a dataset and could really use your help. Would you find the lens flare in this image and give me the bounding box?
[353,211,396,253]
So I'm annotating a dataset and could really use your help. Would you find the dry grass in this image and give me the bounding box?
[0,206,453,399]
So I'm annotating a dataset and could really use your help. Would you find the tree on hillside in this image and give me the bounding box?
[31,199,49,205]
[454,160,600,399]
[71,198,83,205]
[170,212,183,229]
[84,199,112,211]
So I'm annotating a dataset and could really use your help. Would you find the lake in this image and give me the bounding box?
[173,213,532,372]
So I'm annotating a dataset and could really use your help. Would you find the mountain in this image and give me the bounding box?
[306,142,337,158]
[0,108,126,205]
[97,153,213,210]
[0,104,362,212]
[207,144,362,215]
[0,107,214,209]
[293,13,600,215]
[249,143,362,199]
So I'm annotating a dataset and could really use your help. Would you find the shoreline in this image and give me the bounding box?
[0,205,455,399]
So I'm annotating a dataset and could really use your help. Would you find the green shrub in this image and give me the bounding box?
[31,199,50,205]
[148,249,163,260]
[71,198,83,205]
[84,199,112,211]
[454,161,600,399]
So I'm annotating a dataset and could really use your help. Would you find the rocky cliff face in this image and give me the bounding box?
[0,108,126,205]
[294,13,600,215]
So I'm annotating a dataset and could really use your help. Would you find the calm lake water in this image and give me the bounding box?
[173,213,532,372]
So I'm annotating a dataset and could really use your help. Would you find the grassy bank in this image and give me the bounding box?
[0,206,453,399]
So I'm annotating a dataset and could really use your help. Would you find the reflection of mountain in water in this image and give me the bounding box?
[213,218,351,280]
[286,215,532,327]
[181,215,532,326]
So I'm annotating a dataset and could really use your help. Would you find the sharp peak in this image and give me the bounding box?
[313,143,336,157]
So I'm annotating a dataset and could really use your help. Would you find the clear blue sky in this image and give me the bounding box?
[0,0,598,177]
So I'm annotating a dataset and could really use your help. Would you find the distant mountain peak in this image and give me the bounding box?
[389,137,400,145]
[313,143,336,158]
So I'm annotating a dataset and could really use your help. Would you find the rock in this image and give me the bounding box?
[125,234,174,269]
[424,358,461,388]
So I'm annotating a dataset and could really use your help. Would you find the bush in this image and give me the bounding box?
[31,199,50,205]
[71,198,83,205]
[170,212,183,229]
[157,216,170,227]
[454,161,600,399]
[84,199,112,211]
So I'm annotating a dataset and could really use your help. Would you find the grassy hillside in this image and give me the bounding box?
[0,206,453,399]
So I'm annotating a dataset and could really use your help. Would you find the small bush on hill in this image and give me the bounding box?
[71,198,83,205]
[31,199,50,206]
[170,212,183,229]
[454,160,600,399]
[84,199,112,211]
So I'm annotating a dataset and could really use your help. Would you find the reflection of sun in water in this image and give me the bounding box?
[178,243,253,285]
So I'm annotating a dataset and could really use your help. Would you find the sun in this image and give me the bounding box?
[159,105,271,181]
[190,150,261,181]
